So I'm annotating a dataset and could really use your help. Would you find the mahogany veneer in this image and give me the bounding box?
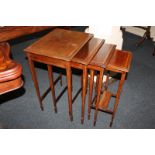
[23,27,132,127]
[0,42,23,95]
[98,90,111,111]
[88,47,132,127]
[25,28,93,61]
[0,26,54,42]
[24,28,93,121]
[71,37,104,123]
[87,43,116,121]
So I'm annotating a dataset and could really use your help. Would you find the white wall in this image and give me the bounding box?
[85,26,123,50]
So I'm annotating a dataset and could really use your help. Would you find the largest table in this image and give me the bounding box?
[24,28,93,121]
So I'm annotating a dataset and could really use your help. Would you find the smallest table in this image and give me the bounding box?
[88,46,132,127]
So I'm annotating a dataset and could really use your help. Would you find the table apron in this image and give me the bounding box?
[71,61,85,69]
[26,53,68,68]
[87,65,103,72]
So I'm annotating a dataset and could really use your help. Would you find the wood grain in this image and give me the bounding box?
[107,49,132,72]
[72,38,104,65]
[0,26,54,42]
[89,43,116,68]
[24,28,93,61]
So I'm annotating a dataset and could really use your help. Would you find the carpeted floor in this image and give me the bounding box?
[0,27,155,129]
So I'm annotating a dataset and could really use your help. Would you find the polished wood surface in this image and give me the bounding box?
[0,42,22,82]
[24,28,94,122]
[0,42,11,69]
[0,77,23,95]
[109,72,126,127]
[0,61,22,82]
[0,26,54,42]
[98,90,111,110]
[72,38,104,65]
[24,28,133,126]
[25,28,93,61]
[71,37,104,124]
[0,42,23,95]
[107,49,132,72]
[87,43,116,125]
[88,46,133,127]
[89,43,116,68]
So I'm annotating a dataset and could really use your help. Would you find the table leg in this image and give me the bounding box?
[47,65,57,113]
[81,66,87,124]
[94,73,100,104]
[27,56,44,111]
[81,74,83,97]
[93,69,104,126]
[66,62,73,121]
[110,72,126,127]
[105,71,110,90]
[88,69,94,120]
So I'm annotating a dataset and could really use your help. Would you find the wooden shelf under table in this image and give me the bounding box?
[98,90,112,111]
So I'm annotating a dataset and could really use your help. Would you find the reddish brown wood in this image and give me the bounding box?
[107,50,132,127]
[0,77,23,95]
[66,62,73,121]
[24,28,93,61]
[110,72,126,127]
[93,68,104,126]
[104,71,110,90]
[90,43,116,68]
[0,26,55,42]
[98,90,111,110]
[72,38,104,65]
[81,66,87,124]
[0,42,23,95]
[87,43,116,123]
[24,28,93,121]
[27,54,44,110]
[47,65,57,113]
[88,69,94,120]
[107,49,132,72]
[71,37,104,123]
[95,73,100,103]
[88,48,132,127]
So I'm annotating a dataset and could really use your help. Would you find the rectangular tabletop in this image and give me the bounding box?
[107,50,132,72]
[71,38,105,65]
[24,28,93,61]
[89,43,116,68]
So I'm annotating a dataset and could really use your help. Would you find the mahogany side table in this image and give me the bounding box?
[71,37,104,123]
[88,47,132,127]
[24,28,93,121]
[87,43,116,125]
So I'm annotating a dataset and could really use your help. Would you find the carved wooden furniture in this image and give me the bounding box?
[24,28,93,121]
[0,27,59,95]
[0,42,23,95]
[88,47,132,127]
[0,26,55,42]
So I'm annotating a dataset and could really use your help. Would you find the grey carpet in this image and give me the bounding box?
[0,27,155,129]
